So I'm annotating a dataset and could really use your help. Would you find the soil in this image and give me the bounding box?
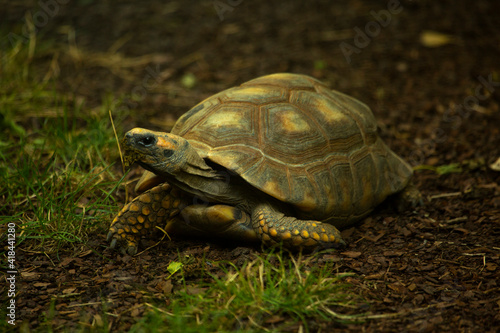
[2,0,500,332]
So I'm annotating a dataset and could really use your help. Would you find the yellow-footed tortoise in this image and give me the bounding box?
[108,73,416,255]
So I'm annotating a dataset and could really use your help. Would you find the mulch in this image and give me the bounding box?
[12,176,500,332]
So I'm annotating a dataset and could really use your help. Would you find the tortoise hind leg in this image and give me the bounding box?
[173,205,259,242]
[394,181,423,212]
[251,203,346,251]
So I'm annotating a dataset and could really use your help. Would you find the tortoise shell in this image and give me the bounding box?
[170,73,412,227]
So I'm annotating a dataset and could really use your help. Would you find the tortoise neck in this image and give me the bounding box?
[158,144,236,203]
[166,169,236,204]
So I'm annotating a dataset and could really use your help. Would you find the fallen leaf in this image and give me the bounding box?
[78,250,93,257]
[157,279,173,295]
[62,287,76,294]
[184,285,207,295]
[485,263,497,271]
[365,272,385,280]
[21,272,40,280]
[59,257,74,267]
[167,261,183,276]
[420,30,459,47]
[93,314,104,327]
[388,282,407,293]
[131,306,143,317]
[489,157,500,171]
[341,251,362,258]
[421,285,436,295]
[383,251,404,257]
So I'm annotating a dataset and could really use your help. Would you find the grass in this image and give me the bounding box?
[0,30,364,332]
[0,28,124,253]
[414,158,486,175]
[131,253,363,333]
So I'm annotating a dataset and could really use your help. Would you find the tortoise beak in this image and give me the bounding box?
[121,139,139,169]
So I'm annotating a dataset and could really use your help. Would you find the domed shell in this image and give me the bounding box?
[172,73,412,226]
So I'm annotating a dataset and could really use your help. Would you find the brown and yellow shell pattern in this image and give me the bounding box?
[171,73,413,227]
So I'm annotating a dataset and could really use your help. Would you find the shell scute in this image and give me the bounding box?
[219,86,287,105]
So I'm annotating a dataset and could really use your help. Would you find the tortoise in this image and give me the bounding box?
[107,73,417,255]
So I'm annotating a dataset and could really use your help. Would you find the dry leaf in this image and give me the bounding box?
[341,251,362,258]
[420,30,458,47]
[489,157,500,171]
[157,279,173,295]
[62,287,76,294]
[21,271,40,281]
[184,285,207,295]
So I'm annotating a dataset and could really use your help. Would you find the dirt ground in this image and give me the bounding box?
[3,0,500,332]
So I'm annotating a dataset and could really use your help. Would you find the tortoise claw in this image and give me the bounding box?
[126,245,138,256]
[109,237,117,249]
[107,230,138,255]
[106,231,114,243]
[108,236,138,256]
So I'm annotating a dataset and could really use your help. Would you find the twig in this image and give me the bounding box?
[109,109,128,203]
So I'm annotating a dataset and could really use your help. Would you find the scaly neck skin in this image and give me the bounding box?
[149,142,248,207]
[162,165,255,210]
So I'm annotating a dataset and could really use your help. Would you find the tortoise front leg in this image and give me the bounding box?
[107,183,186,255]
[252,203,346,251]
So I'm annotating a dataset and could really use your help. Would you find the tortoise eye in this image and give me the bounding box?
[138,135,156,147]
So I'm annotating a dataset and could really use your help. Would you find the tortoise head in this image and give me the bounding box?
[122,128,190,174]
[122,128,218,179]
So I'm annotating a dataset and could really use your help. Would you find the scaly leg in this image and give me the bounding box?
[107,183,186,255]
[252,203,346,251]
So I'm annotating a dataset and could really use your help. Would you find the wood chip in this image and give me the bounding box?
[341,251,362,258]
